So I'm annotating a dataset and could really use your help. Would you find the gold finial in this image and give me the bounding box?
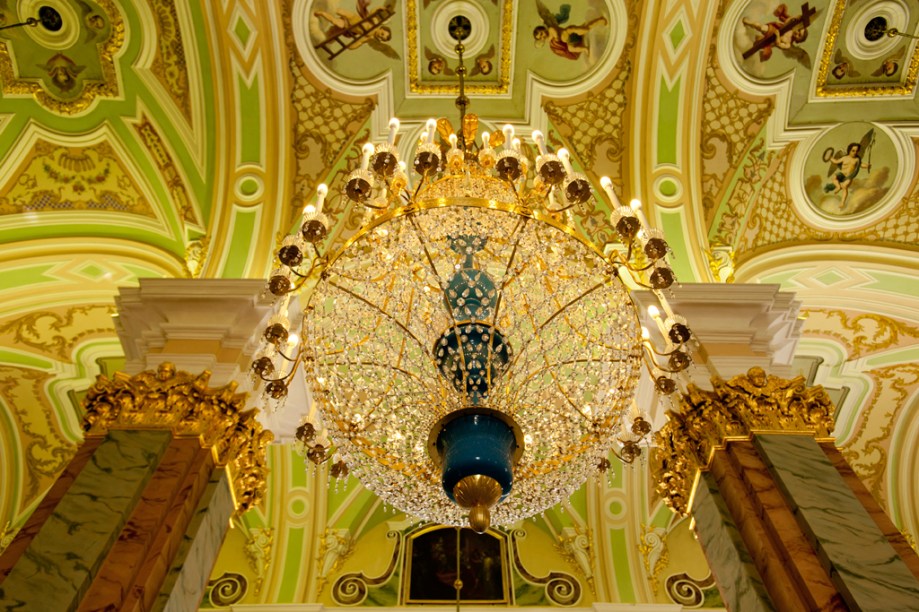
[453,474,503,533]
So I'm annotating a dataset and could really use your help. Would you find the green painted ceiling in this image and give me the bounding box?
[0,0,916,606]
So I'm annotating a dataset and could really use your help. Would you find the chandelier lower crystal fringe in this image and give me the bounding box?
[254,23,693,532]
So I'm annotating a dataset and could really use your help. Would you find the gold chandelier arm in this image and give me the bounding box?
[485,216,528,390]
[537,280,608,333]
[325,279,440,373]
[510,357,632,399]
[406,213,472,388]
[517,289,593,423]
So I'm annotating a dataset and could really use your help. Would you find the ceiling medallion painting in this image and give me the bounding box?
[732,1,822,79]
[799,122,897,219]
[407,0,513,95]
[306,0,616,97]
[308,0,403,80]
[815,0,919,97]
[0,0,123,114]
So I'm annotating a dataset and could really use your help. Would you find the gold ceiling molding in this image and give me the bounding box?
[0,139,155,218]
[145,0,192,120]
[841,363,919,509]
[700,52,773,226]
[0,0,123,114]
[82,362,272,514]
[801,309,919,360]
[0,305,116,362]
[0,366,75,509]
[710,138,774,249]
[542,0,642,175]
[134,115,197,225]
[652,367,835,516]
[405,0,513,95]
[734,144,835,262]
[814,0,919,98]
[283,0,374,230]
[848,171,919,247]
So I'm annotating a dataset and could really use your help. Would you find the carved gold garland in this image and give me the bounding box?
[81,362,271,513]
[652,367,836,516]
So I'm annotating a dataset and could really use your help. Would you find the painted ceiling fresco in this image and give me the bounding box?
[0,0,916,607]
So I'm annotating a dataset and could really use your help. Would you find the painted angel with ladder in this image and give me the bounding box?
[314,0,398,60]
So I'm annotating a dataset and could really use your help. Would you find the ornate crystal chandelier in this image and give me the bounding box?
[254,18,692,532]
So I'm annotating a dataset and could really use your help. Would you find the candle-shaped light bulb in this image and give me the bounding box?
[502,124,514,150]
[641,326,651,340]
[599,176,622,208]
[360,142,374,171]
[558,148,574,175]
[629,401,641,420]
[648,304,667,335]
[630,197,650,228]
[387,118,400,145]
[425,118,437,144]
[448,133,458,149]
[532,130,548,156]
[482,131,490,149]
[512,137,521,152]
[316,183,328,213]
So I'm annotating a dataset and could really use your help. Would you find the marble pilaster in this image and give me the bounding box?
[755,434,919,611]
[691,472,775,612]
[654,367,919,611]
[78,437,214,611]
[0,437,102,583]
[157,470,235,612]
[0,430,172,611]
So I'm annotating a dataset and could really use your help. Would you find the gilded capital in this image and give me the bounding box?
[652,367,835,516]
[82,362,271,513]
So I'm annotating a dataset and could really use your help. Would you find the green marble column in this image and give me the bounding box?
[756,434,919,610]
[654,367,919,612]
[0,363,270,612]
[0,430,172,610]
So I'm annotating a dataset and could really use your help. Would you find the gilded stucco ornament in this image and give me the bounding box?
[81,362,271,513]
[652,366,836,516]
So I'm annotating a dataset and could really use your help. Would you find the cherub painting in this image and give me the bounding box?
[872,47,905,78]
[830,49,859,80]
[533,1,608,62]
[803,123,894,217]
[823,134,873,210]
[313,0,398,61]
[734,1,818,77]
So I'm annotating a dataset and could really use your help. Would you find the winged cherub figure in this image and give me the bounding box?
[314,0,399,59]
[533,1,608,61]
[823,128,874,210]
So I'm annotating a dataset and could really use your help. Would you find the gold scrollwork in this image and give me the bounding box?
[815,1,919,98]
[244,526,273,596]
[510,528,582,606]
[81,362,271,513]
[332,530,401,606]
[207,571,248,606]
[802,309,919,360]
[652,367,836,516]
[0,0,124,114]
[665,571,716,607]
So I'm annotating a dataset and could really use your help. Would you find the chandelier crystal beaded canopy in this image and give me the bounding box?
[255,18,692,533]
